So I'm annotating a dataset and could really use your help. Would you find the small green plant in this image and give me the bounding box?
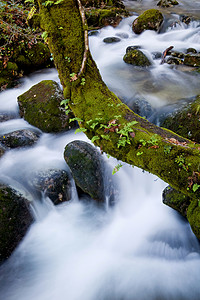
[112,163,123,175]
[81,78,86,86]
[69,117,83,123]
[193,183,200,192]
[55,0,64,4]
[91,136,100,143]
[175,155,187,171]
[164,145,172,154]
[44,0,54,7]
[75,128,87,134]
[137,151,143,156]
[65,56,71,62]
[41,31,48,43]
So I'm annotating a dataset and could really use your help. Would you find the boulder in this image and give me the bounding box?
[0,184,33,264]
[18,80,75,133]
[162,186,190,218]
[31,169,72,205]
[0,129,41,149]
[64,140,104,202]
[123,49,151,67]
[184,54,200,67]
[161,95,200,143]
[157,0,179,7]
[132,9,163,34]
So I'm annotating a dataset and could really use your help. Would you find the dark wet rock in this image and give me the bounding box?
[0,114,17,123]
[115,32,129,39]
[184,54,200,67]
[157,0,179,8]
[31,169,72,205]
[88,30,100,36]
[18,80,75,133]
[0,184,33,264]
[0,144,5,158]
[0,129,40,149]
[126,45,141,53]
[130,98,155,119]
[64,140,104,202]
[132,9,163,34]
[162,186,190,218]
[171,51,185,59]
[186,48,197,54]
[103,37,121,43]
[123,49,151,67]
[166,56,183,65]
[161,95,200,142]
[152,52,162,59]
[180,15,191,25]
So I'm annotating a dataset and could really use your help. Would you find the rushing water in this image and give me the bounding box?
[0,1,200,299]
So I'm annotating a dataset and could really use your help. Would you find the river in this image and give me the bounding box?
[0,1,200,299]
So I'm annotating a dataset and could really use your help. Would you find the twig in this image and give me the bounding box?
[160,46,174,65]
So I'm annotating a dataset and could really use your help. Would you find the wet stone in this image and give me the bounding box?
[103,37,121,43]
[126,45,141,53]
[0,129,41,149]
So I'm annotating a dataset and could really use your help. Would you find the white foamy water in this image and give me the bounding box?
[0,1,200,299]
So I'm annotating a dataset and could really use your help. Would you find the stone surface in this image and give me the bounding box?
[132,9,164,34]
[18,80,75,133]
[0,129,41,149]
[64,140,104,202]
[123,49,151,67]
[0,184,33,264]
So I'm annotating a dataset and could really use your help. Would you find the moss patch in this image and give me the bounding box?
[132,9,164,34]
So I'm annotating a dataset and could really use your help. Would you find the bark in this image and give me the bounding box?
[37,0,200,202]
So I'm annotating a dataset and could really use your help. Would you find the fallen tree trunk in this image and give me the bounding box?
[37,0,200,202]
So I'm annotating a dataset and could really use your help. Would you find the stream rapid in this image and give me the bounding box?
[0,1,200,299]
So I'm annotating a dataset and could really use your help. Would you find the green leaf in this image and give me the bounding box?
[101,134,110,140]
[193,183,200,192]
[75,128,87,134]
[90,122,99,130]
[112,163,123,175]
[91,136,100,143]
[65,109,71,115]
[69,117,83,123]
[55,0,64,4]
[60,99,70,106]
[136,151,143,156]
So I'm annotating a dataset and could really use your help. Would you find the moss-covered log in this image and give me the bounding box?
[37,0,200,203]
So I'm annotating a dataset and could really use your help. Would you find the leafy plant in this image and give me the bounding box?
[164,145,172,154]
[112,163,123,175]
[65,56,71,62]
[75,128,87,134]
[81,78,86,86]
[42,31,48,42]
[91,136,100,143]
[193,183,200,192]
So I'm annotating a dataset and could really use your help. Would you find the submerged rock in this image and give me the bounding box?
[18,80,75,133]
[103,37,121,43]
[162,186,190,218]
[0,129,41,149]
[123,49,151,67]
[132,9,163,34]
[64,140,104,202]
[31,169,72,205]
[161,95,200,142]
[157,0,179,7]
[0,184,33,264]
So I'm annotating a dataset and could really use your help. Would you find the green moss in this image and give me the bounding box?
[123,49,151,67]
[132,9,163,34]
[187,199,200,239]
[18,80,74,132]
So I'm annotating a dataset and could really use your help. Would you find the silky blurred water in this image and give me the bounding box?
[0,1,200,299]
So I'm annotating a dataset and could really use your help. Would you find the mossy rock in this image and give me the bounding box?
[0,184,33,264]
[18,80,75,133]
[123,49,151,67]
[157,0,179,7]
[0,129,41,149]
[82,0,125,8]
[187,199,200,240]
[0,62,19,90]
[64,140,104,202]
[31,169,72,205]
[162,185,190,218]
[0,145,5,158]
[184,54,200,67]
[161,95,200,143]
[85,7,128,29]
[132,9,164,34]
[13,42,51,73]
